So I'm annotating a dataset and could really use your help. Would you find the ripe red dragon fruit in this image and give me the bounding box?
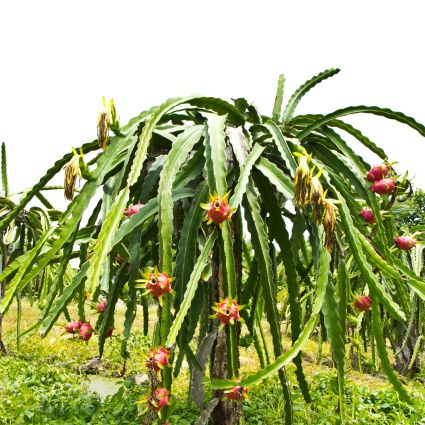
[147,346,171,372]
[96,300,107,313]
[79,322,94,341]
[394,235,417,251]
[223,386,249,401]
[211,297,243,327]
[370,178,395,195]
[124,203,142,218]
[358,207,375,224]
[200,192,235,225]
[354,295,372,312]
[366,163,389,182]
[65,320,83,334]
[151,387,170,412]
[138,271,175,305]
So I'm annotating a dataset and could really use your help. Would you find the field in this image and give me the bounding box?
[1,301,424,425]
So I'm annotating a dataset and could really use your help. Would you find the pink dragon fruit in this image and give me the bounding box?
[370,178,395,195]
[151,387,170,412]
[124,203,142,218]
[79,322,94,341]
[354,295,372,312]
[366,163,389,182]
[394,235,416,251]
[65,320,83,334]
[96,300,107,313]
[358,207,375,224]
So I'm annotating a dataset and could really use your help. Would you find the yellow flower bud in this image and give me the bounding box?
[63,151,82,201]
[323,200,337,252]
[97,97,112,151]
[310,176,325,224]
[294,155,311,208]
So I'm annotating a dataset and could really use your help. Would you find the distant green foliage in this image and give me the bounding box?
[394,189,425,228]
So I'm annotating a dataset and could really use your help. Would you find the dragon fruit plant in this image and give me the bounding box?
[0,142,71,354]
[1,70,425,424]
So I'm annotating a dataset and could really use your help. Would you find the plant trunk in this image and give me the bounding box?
[395,322,421,375]
[0,243,7,355]
[210,328,241,425]
[210,244,241,425]
[0,294,6,355]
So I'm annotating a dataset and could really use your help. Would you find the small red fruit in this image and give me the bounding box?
[394,235,416,251]
[124,203,142,218]
[223,386,249,401]
[201,192,235,225]
[358,207,375,224]
[65,320,83,334]
[147,346,171,372]
[370,178,395,195]
[79,322,94,341]
[354,295,372,312]
[96,300,107,313]
[152,387,170,411]
[211,298,243,327]
[366,164,389,182]
[106,328,114,338]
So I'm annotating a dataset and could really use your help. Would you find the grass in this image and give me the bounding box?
[1,300,425,424]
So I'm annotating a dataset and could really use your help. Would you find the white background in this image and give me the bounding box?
[1,0,425,210]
